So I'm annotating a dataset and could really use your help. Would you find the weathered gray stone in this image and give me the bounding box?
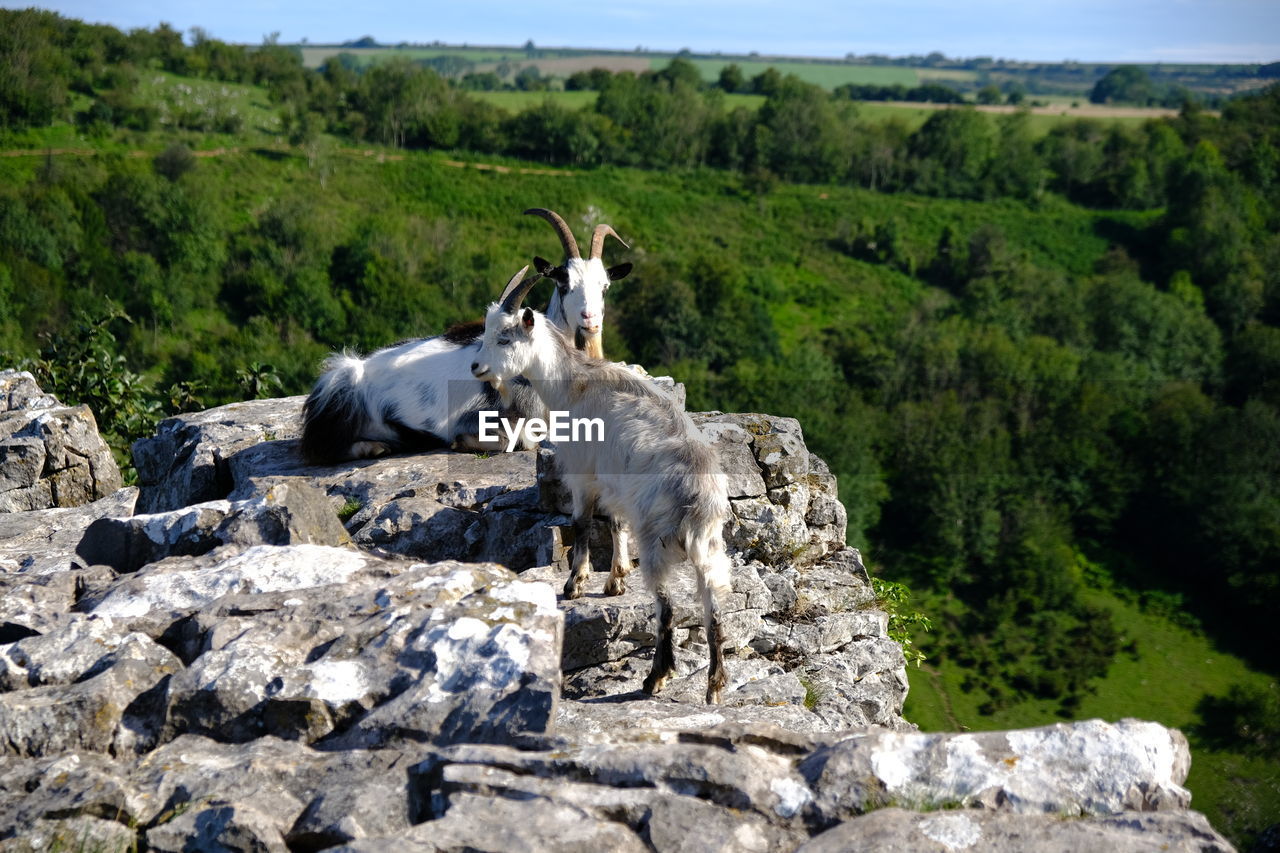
[797,638,913,732]
[132,396,306,514]
[332,792,650,853]
[3,815,140,853]
[522,559,771,674]
[0,653,179,757]
[145,800,289,853]
[0,616,175,692]
[76,479,350,573]
[178,561,556,749]
[129,734,431,839]
[0,750,147,838]
[0,565,118,640]
[0,371,122,513]
[0,487,136,576]
[800,719,1193,822]
[797,807,1236,853]
[0,369,58,411]
[80,543,416,639]
[696,418,768,499]
[437,762,805,853]
[556,695,839,739]
[564,652,810,710]
[429,736,817,828]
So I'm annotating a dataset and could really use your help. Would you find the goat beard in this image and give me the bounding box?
[577,328,605,360]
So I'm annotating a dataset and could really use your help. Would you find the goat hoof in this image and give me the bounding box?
[705,686,723,704]
[642,672,669,695]
[562,580,583,600]
[603,576,626,596]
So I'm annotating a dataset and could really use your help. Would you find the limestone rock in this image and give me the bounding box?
[0,486,136,576]
[0,371,122,513]
[130,734,433,842]
[75,479,350,573]
[132,395,305,513]
[3,815,140,853]
[800,719,1194,822]
[158,557,562,749]
[0,653,179,757]
[797,807,1236,853]
[332,792,650,852]
[0,615,175,692]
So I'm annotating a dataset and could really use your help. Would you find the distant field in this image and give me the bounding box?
[471,90,600,112]
[298,46,922,90]
[658,57,918,88]
[468,88,1171,136]
[299,46,518,67]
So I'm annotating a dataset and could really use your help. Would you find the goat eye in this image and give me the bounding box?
[497,336,511,346]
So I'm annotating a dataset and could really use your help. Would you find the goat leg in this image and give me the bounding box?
[603,518,632,596]
[643,588,677,696]
[563,497,596,600]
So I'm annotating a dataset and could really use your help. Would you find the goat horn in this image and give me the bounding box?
[524,208,580,259]
[498,265,539,314]
[589,224,628,259]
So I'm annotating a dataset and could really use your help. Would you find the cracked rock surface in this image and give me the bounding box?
[0,377,1236,851]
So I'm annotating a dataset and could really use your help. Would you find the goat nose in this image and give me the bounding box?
[471,362,479,372]
[580,311,594,319]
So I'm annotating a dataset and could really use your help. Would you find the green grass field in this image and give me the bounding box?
[299,45,529,67]
[471,89,599,112]
[657,57,918,88]
[903,582,1280,848]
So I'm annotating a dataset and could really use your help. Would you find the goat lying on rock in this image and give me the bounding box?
[471,269,732,703]
[299,210,631,464]
[299,267,547,463]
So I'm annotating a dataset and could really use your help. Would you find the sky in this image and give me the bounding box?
[14,0,1280,64]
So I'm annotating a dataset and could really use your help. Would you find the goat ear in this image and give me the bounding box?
[606,262,633,281]
[521,307,535,329]
[535,256,570,285]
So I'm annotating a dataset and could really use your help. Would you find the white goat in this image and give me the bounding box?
[525,208,632,361]
[471,270,733,703]
[299,209,631,465]
[300,267,546,463]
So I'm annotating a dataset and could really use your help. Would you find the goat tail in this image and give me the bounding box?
[300,351,368,464]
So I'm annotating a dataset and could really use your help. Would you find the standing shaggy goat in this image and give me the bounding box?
[470,270,733,703]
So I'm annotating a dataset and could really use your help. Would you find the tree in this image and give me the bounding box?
[1090,66,1155,105]
[977,84,1002,105]
[907,108,994,198]
[717,63,745,93]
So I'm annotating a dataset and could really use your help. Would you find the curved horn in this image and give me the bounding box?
[498,265,539,314]
[524,208,580,259]
[589,224,628,259]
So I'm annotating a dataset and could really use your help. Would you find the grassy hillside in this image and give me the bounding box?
[905,577,1280,846]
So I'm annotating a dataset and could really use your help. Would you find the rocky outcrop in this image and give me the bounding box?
[0,370,122,513]
[0,377,1236,851]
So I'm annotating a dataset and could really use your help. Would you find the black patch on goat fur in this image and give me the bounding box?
[442,320,484,346]
[381,402,449,453]
[301,379,364,465]
[417,381,436,409]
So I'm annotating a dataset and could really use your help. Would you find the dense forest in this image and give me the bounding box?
[1,9,1278,844]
